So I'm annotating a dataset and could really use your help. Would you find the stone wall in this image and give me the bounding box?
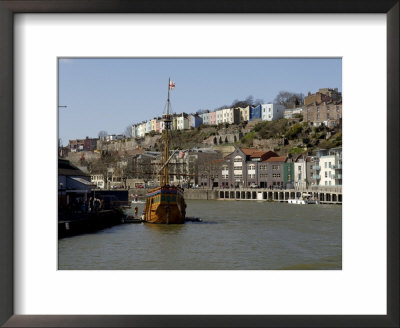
[66,151,101,166]
[184,189,218,200]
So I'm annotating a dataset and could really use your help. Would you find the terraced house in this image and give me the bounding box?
[221,147,280,188]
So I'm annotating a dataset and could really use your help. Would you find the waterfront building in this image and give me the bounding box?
[90,173,106,189]
[261,103,285,121]
[209,111,217,125]
[168,148,221,186]
[284,107,304,119]
[294,154,313,189]
[283,159,294,189]
[305,102,342,128]
[176,113,189,130]
[58,158,95,209]
[199,111,210,125]
[312,148,342,186]
[198,158,225,188]
[265,156,287,188]
[155,120,161,133]
[249,105,262,121]
[221,147,279,188]
[189,114,203,128]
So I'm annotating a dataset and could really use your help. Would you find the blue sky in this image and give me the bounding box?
[58,58,341,146]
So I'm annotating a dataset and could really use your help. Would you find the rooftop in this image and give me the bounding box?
[265,156,287,162]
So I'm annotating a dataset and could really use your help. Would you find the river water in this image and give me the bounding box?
[58,200,342,270]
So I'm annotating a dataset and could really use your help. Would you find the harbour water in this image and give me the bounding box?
[58,200,342,270]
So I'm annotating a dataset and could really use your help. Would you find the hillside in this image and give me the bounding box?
[94,117,342,158]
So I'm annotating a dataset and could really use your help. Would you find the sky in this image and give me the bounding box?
[58,58,342,146]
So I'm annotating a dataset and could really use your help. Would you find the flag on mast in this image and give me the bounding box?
[169,81,175,90]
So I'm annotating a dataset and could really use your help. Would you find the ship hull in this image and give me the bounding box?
[143,186,186,224]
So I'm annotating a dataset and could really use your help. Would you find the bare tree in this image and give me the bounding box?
[123,125,132,138]
[98,130,108,139]
[274,91,304,108]
[231,95,255,108]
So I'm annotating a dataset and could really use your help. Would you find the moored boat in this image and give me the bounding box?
[143,185,186,224]
[143,79,186,224]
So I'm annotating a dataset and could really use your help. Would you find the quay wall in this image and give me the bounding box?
[184,189,218,200]
[126,187,342,204]
[215,188,342,205]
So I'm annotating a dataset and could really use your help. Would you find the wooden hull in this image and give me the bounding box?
[143,186,186,224]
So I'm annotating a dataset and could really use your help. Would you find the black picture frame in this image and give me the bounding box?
[0,1,398,327]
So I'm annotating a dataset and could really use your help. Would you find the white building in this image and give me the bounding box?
[91,174,105,189]
[216,109,224,124]
[132,124,138,138]
[137,122,147,137]
[176,114,189,130]
[294,156,308,189]
[261,104,284,121]
[284,107,304,119]
[317,148,342,186]
[221,107,239,124]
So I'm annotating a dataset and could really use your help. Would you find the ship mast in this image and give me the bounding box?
[161,78,172,186]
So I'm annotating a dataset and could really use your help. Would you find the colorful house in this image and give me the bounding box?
[249,105,262,121]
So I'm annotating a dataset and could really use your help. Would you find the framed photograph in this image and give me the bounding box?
[1,1,398,327]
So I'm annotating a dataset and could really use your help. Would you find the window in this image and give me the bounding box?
[272,165,279,170]
[325,162,327,168]
[325,172,328,178]
[272,173,281,178]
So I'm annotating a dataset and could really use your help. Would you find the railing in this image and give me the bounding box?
[337,164,342,169]
[335,174,342,179]
[312,174,321,179]
[312,165,320,170]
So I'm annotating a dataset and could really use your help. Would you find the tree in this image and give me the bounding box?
[98,130,108,138]
[231,95,255,108]
[123,125,132,138]
[273,91,304,108]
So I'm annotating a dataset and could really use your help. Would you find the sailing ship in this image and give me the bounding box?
[143,79,186,224]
